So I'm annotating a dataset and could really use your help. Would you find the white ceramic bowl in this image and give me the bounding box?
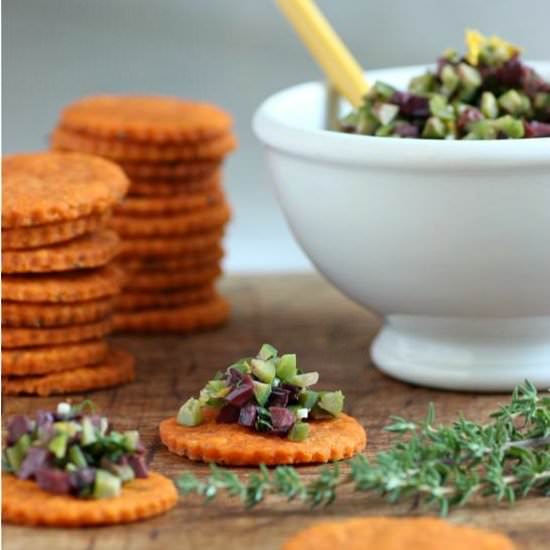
[254,62,550,391]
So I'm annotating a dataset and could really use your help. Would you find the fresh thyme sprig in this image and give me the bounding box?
[175,381,550,515]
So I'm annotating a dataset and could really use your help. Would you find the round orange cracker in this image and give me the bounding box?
[3,340,109,376]
[113,295,229,333]
[2,152,128,228]
[2,318,112,349]
[52,127,237,162]
[2,212,110,250]
[1,264,124,303]
[2,297,114,327]
[2,348,135,396]
[2,230,120,273]
[115,187,224,216]
[58,95,233,143]
[120,159,220,181]
[128,176,219,197]
[159,411,366,465]
[283,517,515,550]
[123,265,221,291]
[116,285,216,311]
[111,203,230,238]
[124,246,223,272]
[2,471,177,527]
[120,230,224,258]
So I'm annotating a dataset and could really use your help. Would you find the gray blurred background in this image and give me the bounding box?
[3,1,548,272]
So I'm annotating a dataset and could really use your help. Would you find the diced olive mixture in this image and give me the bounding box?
[177,344,344,441]
[341,30,550,139]
[2,402,148,499]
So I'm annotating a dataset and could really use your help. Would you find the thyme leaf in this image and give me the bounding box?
[175,381,550,515]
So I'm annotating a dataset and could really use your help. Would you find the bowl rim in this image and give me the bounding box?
[253,61,550,170]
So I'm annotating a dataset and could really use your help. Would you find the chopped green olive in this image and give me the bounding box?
[81,416,97,446]
[206,380,229,394]
[429,95,455,121]
[356,107,379,134]
[177,398,204,427]
[289,372,319,388]
[116,465,135,483]
[6,443,26,472]
[375,123,397,137]
[253,381,271,406]
[457,63,481,90]
[440,65,459,96]
[53,421,81,437]
[372,81,396,100]
[101,458,135,483]
[229,361,251,374]
[409,72,436,95]
[200,380,230,406]
[495,115,525,138]
[258,343,278,361]
[422,117,447,139]
[499,89,524,116]
[48,432,69,459]
[16,433,32,456]
[250,358,276,384]
[465,119,498,139]
[122,430,140,452]
[481,91,498,119]
[93,469,122,499]
[68,445,88,468]
[276,354,297,381]
[288,422,310,442]
[298,389,319,410]
[318,391,345,417]
[373,103,399,126]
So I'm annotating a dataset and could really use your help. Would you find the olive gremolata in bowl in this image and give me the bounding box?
[253,62,550,392]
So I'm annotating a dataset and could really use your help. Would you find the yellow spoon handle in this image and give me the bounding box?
[276,0,369,107]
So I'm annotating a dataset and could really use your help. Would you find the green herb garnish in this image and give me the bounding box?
[175,381,550,515]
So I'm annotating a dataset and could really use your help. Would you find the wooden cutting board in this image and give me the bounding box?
[3,274,549,549]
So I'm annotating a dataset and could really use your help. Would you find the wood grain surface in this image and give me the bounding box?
[3,274,549,549]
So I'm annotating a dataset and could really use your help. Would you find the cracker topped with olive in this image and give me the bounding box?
[160,344,366,465]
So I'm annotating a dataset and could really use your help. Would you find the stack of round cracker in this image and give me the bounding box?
[2,152,135,396]
[51,96,234,333]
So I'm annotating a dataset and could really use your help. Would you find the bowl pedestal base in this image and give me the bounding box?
[371,315,550,391]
